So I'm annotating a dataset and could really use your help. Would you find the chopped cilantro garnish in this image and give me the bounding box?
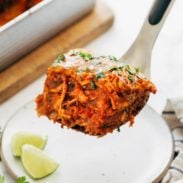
[128,75,134,82]
[110,67,118,71]
[135,67,140,73]
[124,65,137,75]
[110,66,122,72]
[109,56,118,61]
[117,127,120,132]
[16,176,29,183]
[90,81,97,89]
[0,175,29,183]
[77,68,91,74]
[96,72,105,80]
[56,54,65,62]
[78,52,93,61]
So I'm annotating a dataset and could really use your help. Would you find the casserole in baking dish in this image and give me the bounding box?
[0,0,96,71]
[0,0,42,26]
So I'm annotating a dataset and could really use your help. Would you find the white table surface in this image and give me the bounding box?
[0,0,183,181]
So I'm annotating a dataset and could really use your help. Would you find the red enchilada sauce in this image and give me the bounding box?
[0,0,42,26]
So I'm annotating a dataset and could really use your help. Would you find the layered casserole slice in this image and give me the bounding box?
[36,49,156,136]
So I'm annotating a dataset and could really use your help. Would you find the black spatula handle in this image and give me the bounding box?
[149,0,172,25]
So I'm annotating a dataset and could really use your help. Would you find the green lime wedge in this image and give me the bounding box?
[21,144,59,179]
[11,131,47,157]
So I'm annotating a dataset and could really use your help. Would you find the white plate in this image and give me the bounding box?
[1,101,173,183]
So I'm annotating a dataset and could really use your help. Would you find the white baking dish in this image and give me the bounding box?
[0,0,95,71]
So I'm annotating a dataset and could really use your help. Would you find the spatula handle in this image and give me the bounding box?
[140,0,175,50]
[149,0,172,25]
[121,0,175,78]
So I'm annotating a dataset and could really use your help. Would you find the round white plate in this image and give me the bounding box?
[1,101,173,183]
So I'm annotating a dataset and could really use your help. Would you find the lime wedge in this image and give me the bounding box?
[21,144,59,179]
[11,131,47,157]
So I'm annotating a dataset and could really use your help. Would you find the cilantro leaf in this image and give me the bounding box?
[109,56,118,61]
[78,52,93,61]
[128,75,134,82]
[96,72,105,80]
[90,81,97,90]
[135,67,140,73]
[56,54,65,63]
[16,176,29,183]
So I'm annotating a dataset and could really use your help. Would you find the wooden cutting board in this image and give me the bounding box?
[0,0,114,104]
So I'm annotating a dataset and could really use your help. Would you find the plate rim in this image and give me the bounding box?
[146,105,174,183]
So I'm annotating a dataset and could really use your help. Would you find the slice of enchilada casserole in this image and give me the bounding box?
[36,49,156,136]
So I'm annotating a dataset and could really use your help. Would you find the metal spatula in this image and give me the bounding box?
[120,0,175,78]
